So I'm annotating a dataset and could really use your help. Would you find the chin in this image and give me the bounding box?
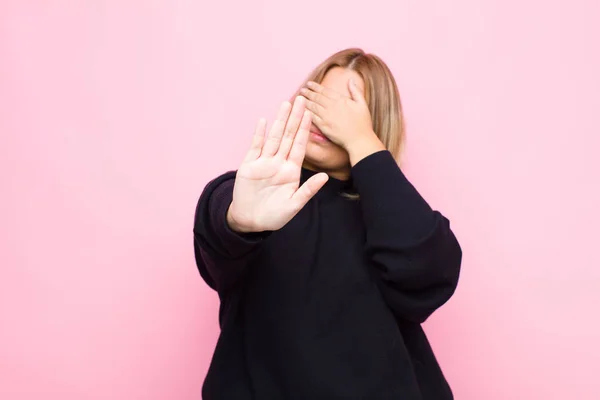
[304,141,350,174]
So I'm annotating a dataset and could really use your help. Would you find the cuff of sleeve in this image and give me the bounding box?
[210,181,270,256]
[221,211,271,244]
[351,150,410,190]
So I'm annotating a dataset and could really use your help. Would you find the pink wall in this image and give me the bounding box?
[1,1,599,399]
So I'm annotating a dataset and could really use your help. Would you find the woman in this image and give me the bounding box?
[193,48,462,399]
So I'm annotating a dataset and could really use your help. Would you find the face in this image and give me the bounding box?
[302,67,366,180]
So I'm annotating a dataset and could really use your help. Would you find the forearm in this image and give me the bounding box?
[351,148,436,243]
[351,150,462,321]
[193,172,267,292]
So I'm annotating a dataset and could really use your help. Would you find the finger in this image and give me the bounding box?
[304,99,325,119]
[348,78,367,105]
[262,101,292,157]
[308,111,325,131]
[287,110,312,166]
[306,81,341,100]
[276,96,306,159]
[299,87,329,107]
[291,172,329,211]
[243,117,267,162]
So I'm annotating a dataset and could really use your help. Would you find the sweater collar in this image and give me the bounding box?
[300,167,355,197]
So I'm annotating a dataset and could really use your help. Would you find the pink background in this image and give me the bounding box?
[1,1,599,399]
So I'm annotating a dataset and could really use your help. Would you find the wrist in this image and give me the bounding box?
[226,203,253,233]
[346,131,386,167]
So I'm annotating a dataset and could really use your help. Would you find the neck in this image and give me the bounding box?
[302,161,351,181]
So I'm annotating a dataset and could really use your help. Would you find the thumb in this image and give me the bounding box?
[348,78,366,105]
[291,172,329,210]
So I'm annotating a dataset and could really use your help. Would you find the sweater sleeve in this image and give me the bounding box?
[351,150,462,323]
[193,171,270,293]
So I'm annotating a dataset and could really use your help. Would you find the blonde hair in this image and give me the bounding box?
[293,48,406,160]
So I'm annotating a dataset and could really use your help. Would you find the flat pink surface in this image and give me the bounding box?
[1,1,599,399]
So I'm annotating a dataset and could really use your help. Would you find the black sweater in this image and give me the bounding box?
[193,150,462,400]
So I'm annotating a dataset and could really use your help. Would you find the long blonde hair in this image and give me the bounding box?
[293,48,406,160]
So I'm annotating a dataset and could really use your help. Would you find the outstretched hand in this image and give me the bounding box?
[227,96,329,233]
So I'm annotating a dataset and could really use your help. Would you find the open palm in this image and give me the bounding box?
[227,97,329,233]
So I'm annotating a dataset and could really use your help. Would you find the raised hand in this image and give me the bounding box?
[300,79,385,166]
[227,96,329,233]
